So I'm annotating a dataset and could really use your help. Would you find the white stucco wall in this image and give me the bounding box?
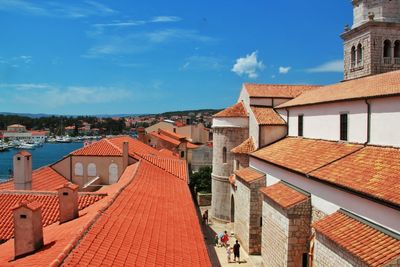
[212,117,249,128]
[370,96,400,147]
[249,109,260,149]
[249,98,272,107]
[260,125,287,147]
[238,86,250,111]
[250,157,400,233]
[287,100,368,143]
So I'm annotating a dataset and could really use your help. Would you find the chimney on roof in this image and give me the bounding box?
[137,127,145,142]
[57,183,79,223]
[13,151,32,190]
[123,141,129,170]
[13,200,44,258]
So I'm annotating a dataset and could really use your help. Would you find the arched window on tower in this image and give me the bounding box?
[394,40,400,64]
[383,40,392,64]
[351,46,356,68]
[222,147,227,164]
[357,43,363,66]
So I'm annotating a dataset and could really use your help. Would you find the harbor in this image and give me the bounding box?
[0,142,83,180]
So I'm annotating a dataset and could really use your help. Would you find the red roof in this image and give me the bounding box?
[149,130,199,149]
[260,182,308,209]
[310,146,400,207]
[141,154,188,182]
[235,167,265,184]
[244,83,319,98]
[313,211,400,266]
[71,139,122,156]
[252,137,363,174]
[277,69,400,108]
[0,191,104,242]
[158,148,179,159]
[213,102,248,118]
[231,137,256,154]
[62,160,211,266]
[250,106,286,125]
[108,136,161,159]
[17,150,31,157]
[0,166,69,191]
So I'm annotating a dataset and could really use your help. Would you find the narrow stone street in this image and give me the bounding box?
[200,206,264,267]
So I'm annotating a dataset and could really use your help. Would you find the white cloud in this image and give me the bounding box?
[231,51,264,79]
[306,59,343,73]
[151,16,181,23]
[279,66,291,74]
[0,0,116,18]
[180,55,223,71]
[83,29,216,58]
[0,83,131,107]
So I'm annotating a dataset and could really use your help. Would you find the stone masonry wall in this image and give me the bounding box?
[311,206,328,224]
[211,127,248,221]
[248,178,265,255]
[262,198,289,267]
[234,179,250,252]
[314,233,368,267]
[287,200,312,266]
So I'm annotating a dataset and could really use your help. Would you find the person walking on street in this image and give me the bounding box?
[203,209,208,224]
[221,230,229,247]
[233,240,241,263]
[226,244,233,263]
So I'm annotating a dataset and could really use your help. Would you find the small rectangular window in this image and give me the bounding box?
[340,113,348,141]
[298,115,304,137]
[20,214,27,219]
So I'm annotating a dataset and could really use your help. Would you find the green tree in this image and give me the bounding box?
[189,166,212,193]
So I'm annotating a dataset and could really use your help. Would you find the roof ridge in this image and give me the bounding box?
[105,138,123,153]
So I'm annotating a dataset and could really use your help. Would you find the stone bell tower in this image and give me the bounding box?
[342,0,400,80]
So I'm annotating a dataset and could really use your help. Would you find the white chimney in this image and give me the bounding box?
[57,183,79,223]
[13,151,32,190]
[123,141,129,170]
[12,200,44,258]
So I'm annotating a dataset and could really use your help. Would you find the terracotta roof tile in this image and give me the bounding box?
[158,148,179,159]
[252,137,363,174]
[260,182,309,209]
[213,102,248,118]
[108,136,161,159]
[71,139,122,156]
[17,150,31,157]
[231,137,256,154]
[150,130,199,149]
[62,160,210,267]
[313,211,400,266]
[0,191,104,242]
[245,83,319,98]
[0,166,69,191]
[310,146,400,207]
[250,106,286,125]
[278,69,400,108]
[235,167,265,184]
[141,154,188,182]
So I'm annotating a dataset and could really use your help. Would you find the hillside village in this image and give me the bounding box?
[0,1,399,266]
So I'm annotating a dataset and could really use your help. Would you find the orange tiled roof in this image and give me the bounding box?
[278,69,400,108]
[310,146,400,207]
[252,137,363,174]
[250,106,286,125]
[0,191,104,242]
[158,148,179,158]
[213,102,248,118]
[62,160,211,267]
[0,166,69,191]
[235,167,265,184]
[150,130,199,149]
[231,137,256,154]
[158,128,186,140]
[313,211,400,266]
[71,139,122,156]
[260,182,308,209]
[244,83,319,98]
[150,130,181,146]
[108,136,161,159]
[141,154,189,182]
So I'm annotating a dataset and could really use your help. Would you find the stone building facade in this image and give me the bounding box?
[234,169,265,255]
[342,0,400,80]
[211,126,248,221]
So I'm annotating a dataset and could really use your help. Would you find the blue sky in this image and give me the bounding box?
[0,0,352,115]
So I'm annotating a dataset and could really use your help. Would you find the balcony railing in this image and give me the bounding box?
[394,57,400,65]
[383,57,392,64]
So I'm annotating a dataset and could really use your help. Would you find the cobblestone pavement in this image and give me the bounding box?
[199,206,264,267]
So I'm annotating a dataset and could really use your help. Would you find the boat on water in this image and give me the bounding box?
[18,143,36,149]
[56,136,72,143]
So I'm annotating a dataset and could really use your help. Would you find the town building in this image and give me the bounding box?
[211,1,400,266]
[146,120,211,144]
[0,135,209,266]
[1,124,47,143]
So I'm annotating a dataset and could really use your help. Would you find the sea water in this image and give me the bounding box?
[0,142,83,180]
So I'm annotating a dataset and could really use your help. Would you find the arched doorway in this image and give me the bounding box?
[231,195,235,222]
